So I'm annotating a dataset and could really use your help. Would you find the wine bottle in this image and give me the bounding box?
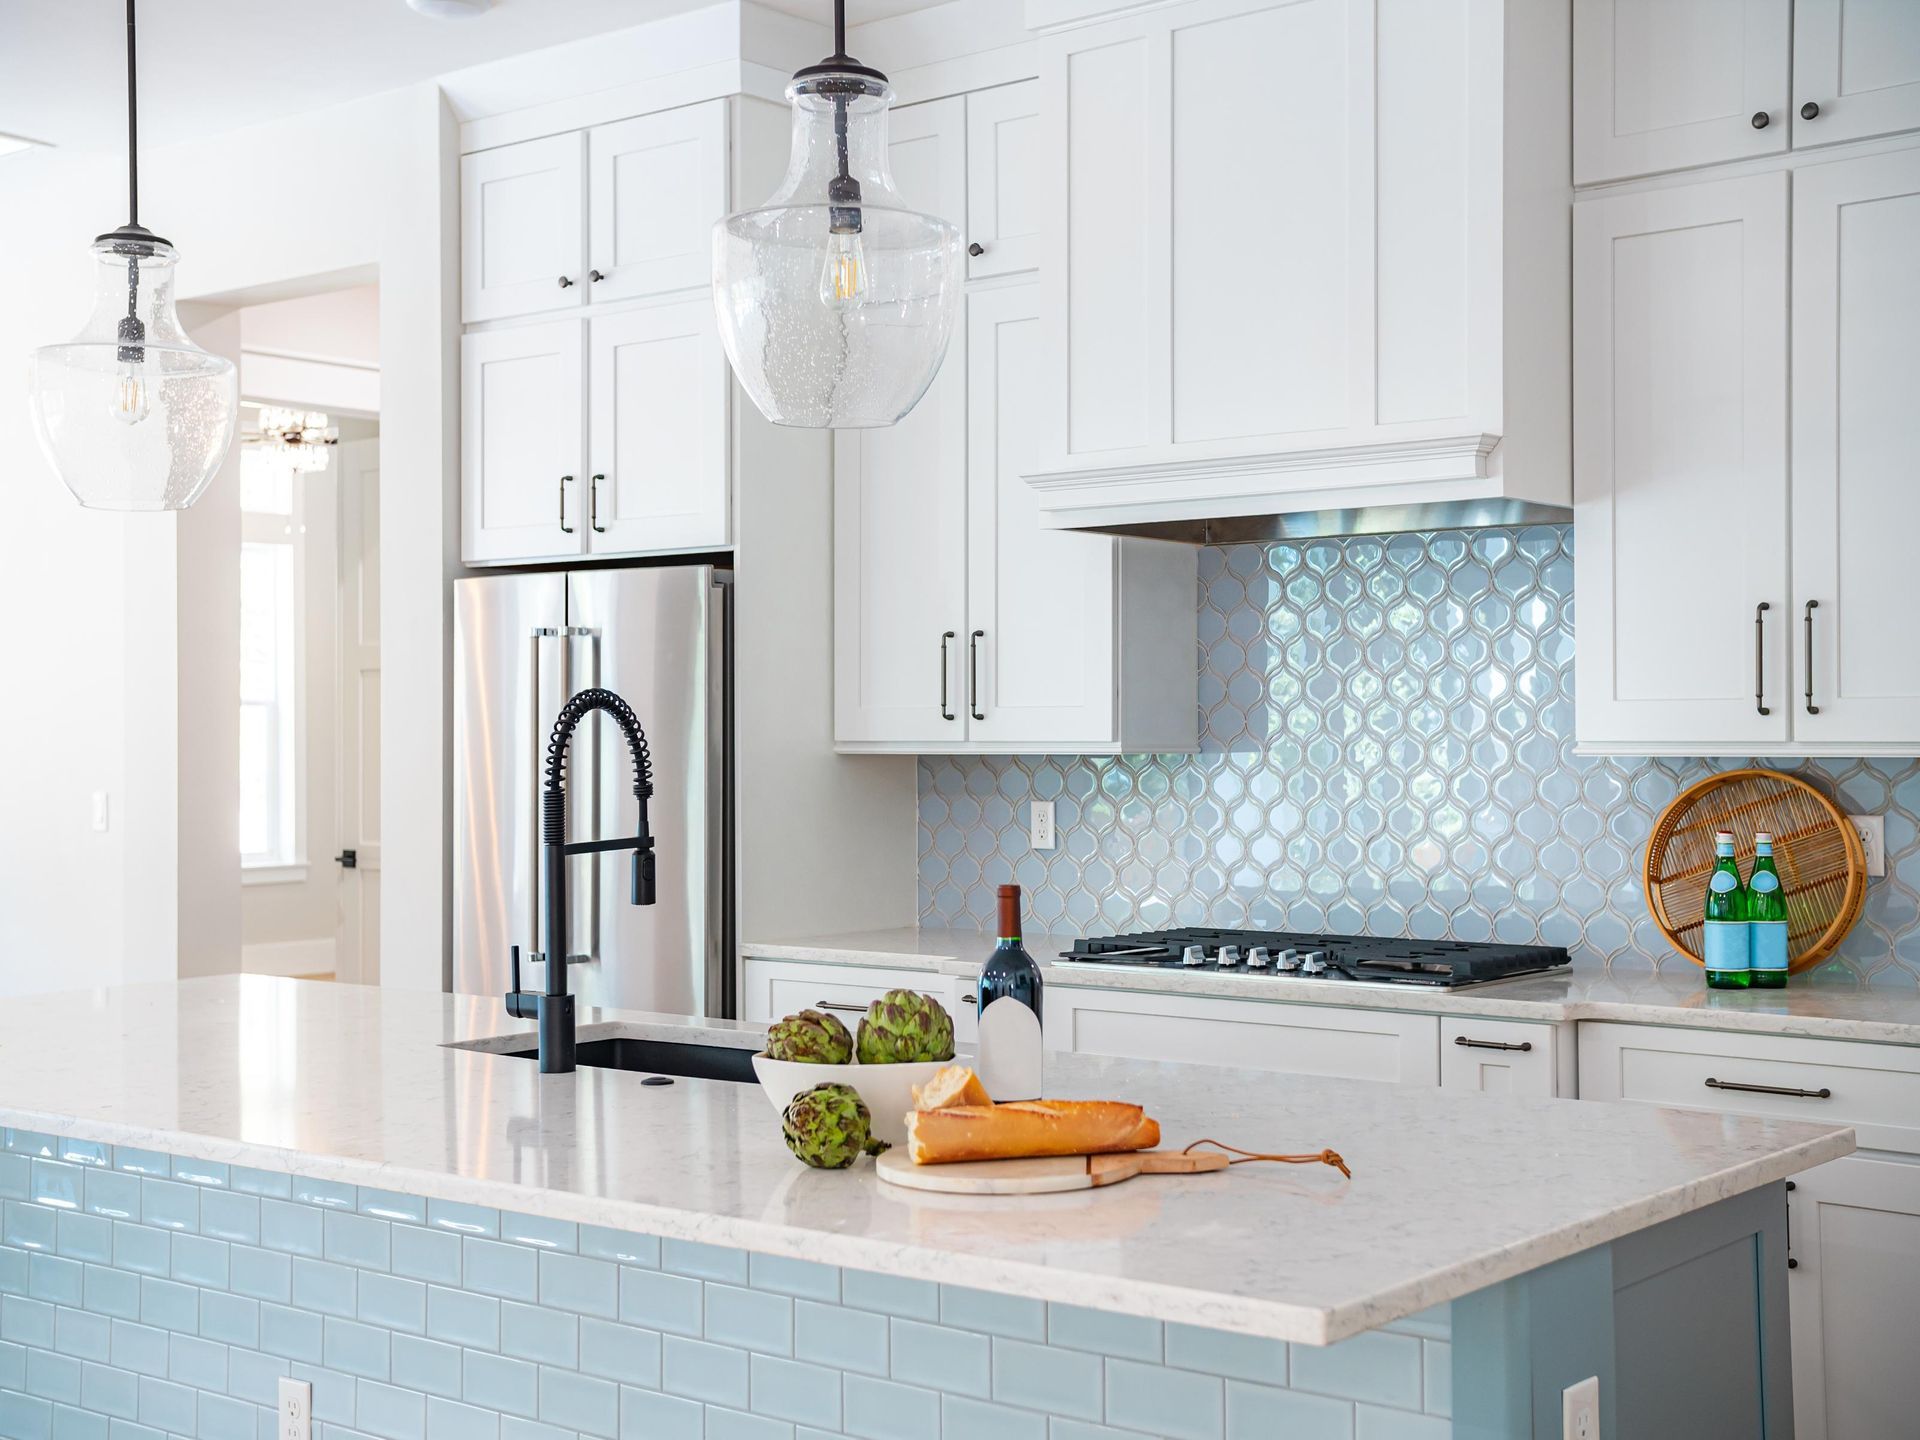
[1703,830,1751,990]
[976,884,1044,1101]
[1747,830,1789,989]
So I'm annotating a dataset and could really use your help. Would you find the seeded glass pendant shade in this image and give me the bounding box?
[28,0,237,511]
[711,3,962,428]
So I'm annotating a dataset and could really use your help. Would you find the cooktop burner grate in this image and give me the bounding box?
[1057,928,1569,988]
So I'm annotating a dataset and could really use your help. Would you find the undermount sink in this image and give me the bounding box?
[490,1036,758,1084]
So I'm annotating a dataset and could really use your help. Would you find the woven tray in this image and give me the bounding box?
[1643,768,1867,975]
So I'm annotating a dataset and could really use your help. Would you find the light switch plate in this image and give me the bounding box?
[278,1377,311,1440]
[1029,800,1056,851]
[1848,814,1886,878]
[1562,1375,1599,1440]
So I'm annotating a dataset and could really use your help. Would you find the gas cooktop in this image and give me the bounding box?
[1057,928,1569,990]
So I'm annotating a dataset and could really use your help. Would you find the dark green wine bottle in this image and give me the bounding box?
[1747,831,1788,989]
[1704,830,1750,988]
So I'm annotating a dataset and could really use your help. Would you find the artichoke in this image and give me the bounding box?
[855,989,956,1065]
[781,1083,887,1168]
[766,1009,854,1065]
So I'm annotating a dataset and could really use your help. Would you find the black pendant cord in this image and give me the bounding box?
[125,0,139,228]
[832,0,846,62]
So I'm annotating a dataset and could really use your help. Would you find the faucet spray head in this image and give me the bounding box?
[631,848,657,907]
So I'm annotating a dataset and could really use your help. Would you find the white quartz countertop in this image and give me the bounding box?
[743,926,1920,1046]
[0,976,1852,1345]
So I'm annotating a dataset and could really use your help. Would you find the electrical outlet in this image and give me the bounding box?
[1848,814,1886,878]
[1562,1375,1599,1440]
[1029,800,1056,851]
[278,1377,311,1440]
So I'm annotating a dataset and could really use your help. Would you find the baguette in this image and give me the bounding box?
[906,1100,1160,1164]
[912,1065,993,1111]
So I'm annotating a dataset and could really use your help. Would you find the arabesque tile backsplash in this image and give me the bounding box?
[918,526,1920,986]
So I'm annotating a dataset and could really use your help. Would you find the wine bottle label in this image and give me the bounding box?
[1703,920,1750,970]
[1751,921,1789,972]
[977,997,1043,1103]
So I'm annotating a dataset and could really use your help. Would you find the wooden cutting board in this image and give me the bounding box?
[875,1148,1229,1195]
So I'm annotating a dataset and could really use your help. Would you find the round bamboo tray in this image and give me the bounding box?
[1643,768,1867,975]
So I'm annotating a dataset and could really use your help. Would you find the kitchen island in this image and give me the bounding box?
[0,977,1850,1439]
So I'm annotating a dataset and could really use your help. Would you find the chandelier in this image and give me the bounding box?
[246,406,339,473]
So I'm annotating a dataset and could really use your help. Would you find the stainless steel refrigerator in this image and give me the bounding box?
[453,565,733,1017]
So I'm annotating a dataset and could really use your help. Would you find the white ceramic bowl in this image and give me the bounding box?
[751,1053,950,1147]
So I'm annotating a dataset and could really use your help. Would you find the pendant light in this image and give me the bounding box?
[29,0,238,511]
[711,0,962,429]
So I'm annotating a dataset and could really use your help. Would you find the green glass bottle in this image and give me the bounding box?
[1703,829,1751,989]
[1747,830,1789,988]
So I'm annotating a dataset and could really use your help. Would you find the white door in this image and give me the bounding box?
[587,101,728,305]
[964,80,1041,278]
[1787,1152,1920,1440]
[1794,0,1920,149]
[461,133,587,323]
[965,284,1115,747]
[1572,174,1790,750]
[461,321,586,565]
[1572,0,1791,183]
[335,440,381,985]
[1791,148,1920,746]
[587,300,729,555]
[832,95,969,747]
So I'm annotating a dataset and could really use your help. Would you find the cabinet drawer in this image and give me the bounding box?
[1440,1018,1570,1098]
[1579,1023,1920,1153]
[1046,988,1438,1085]
[741,960,976,1045]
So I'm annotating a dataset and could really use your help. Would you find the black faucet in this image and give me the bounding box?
[506,687,657,1074]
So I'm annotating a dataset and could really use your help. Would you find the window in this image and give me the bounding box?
[238,446,307,869]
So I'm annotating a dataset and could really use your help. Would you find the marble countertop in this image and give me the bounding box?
[743,926,1920,1046]
[0,976,1851,1345]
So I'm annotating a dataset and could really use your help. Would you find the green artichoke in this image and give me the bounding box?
[855,989,955,1064]
[781,1083,887,1168]
[765,1009,854,1064]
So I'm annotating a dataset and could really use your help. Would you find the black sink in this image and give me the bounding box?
[495,1036,758,1084]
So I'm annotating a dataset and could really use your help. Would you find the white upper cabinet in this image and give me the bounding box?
[1791,148,1920,745]
[1026,0,1571,537]
[461,321,586,564]
[964,80,1042,277]
[1573,0,1791,184]
[1794,0,1920,149]
[588,103,728,304]
[461,134,588,324]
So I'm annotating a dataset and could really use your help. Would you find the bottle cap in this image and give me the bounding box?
[1754,831,1772,844]
[1715,830,1735,843]
[996,884,1023,939]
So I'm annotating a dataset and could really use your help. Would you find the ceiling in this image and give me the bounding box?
[0,0,947,153]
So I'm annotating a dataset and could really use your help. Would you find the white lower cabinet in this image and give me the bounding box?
[1438,1017,1573,1098]
[741,959,977,1046]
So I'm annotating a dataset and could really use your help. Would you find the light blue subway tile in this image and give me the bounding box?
[31,1160,85,1212]
[703,1405,790,1440]
[1225,1378,1354,1440]
[55,1212,112,1265]
[1049,1304,1162,1362]
[4,1294,57,1347]
[462,1238,537,1303]
[500,1301,576,1369]
[171,1157,228,1189]
[391,1229,460,1288]
[0,1391,51,1440]
[579,1319,660,1387]
[660,1241,746,1286]
[462,1351,538,1420]
[426,1200,498,1239]
[1289,1331,1422,1411]
[356,1191,426,1227]
[425,1287,497,1351]
[324,1213,391,1273]
[842,1375,939,1440]
[229,1246,291,1303]
[618,1268,700,1337]
[0,1155,29,1201]
[991,1338,1101,1421]
[942,1395,1044,1440]
[356,1380,426,1440]
[259,1201,323,1259]
[82,1265,140,1321]
[137,1276,197,1334]
[1353,1406,1448,1440]
[139,1179,198,1233]
[618,1386,701,1440]
[939,1286,1044,1341]
[137,1374,197,1434]
[84,1171,140,1222]
[54,1305,111,1362]
[499,1418,572,1440]
[539,1367,618,1439]
[170,1233,229,1290]
[28,1347,83,1405]
[1379,1305,1450,1342]
[890,1319,987,1396]
[0,1337,25,1386]
[228,1345,292,1405]
[293,1364,359,1425]
[662,1335,747,1408]
[426,1397,498,1440]
[198,1191,260,1247]
[29,1254,84,1308]
[53,1143,107,1171]
[1165,1325,1287,1384]
[537,1252,616,1319]
[323,1317,390,1382]
[229,1169,293,1202]
[51,1401,108,1440]
[167,1333,225,1393]
[293,1258,359,1319]
[81,1359,139,1419]
[0,1247,23,1296]
[358,1274,426,1335]
[745,1354,840,1430]
[110,1222,168,1278]
[791,1300,885,1378]
[104,1420,167,1440]
[259,1303,323,1365]
[390,1337,461,1400]
[196,1392,260,1440]
[107,1319,169,1377]
[579,1228,656,1269]
[840,1271,938,1322]
[4,1132,55,1158]
[112,1149,169,1178]
[198,1291,259,1349]
[5,1201,58,1251]
[500,1214,575,1254]
[747,1256,835,1304]
[704,1285,790,1357]
[291,1178,357,1213]
[1422,1341,1450,1418]
[1106,1358,1221,1440]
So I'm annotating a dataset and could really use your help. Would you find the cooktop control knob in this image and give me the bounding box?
[1298,952,1329,975]
[1217,945,1241,967]
[1247,947,1272,968]
[1181,945,1206,967]
[1274,948,1301,971]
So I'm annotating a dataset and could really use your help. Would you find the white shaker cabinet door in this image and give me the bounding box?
[461,133,587,323]
[461,321,587,565]
[1572,0,1791,183]
[1793,0,1920,150]
[964,80,1041,278]
[587,101,728,305]
[1791,148,1920,749]
[1572,174,1790,750]
[586,300,730,556]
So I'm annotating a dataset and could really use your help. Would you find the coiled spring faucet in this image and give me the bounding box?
[506,687,657,1073]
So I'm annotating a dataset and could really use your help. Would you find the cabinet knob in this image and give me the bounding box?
[967,241,985,257]
[588,270,605,283]
[1751,111,1770,129]
[557,275,575,288]
[1801,101,1821,120]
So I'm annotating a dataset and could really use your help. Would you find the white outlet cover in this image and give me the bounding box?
[1562,1375,1599,1440]
[1849,814,1886,878]
[1029,800,1056,851]
[278,1377,312,1440]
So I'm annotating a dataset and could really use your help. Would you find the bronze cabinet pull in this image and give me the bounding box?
[1755,601,1771,715]
[1803,600,1821,714]
[970,630,986,721]
[559,475,575,533]
[590,473,607,534]
[940,631,956,721]
[1453,1036,1533,1053]
[1706,1076,1832,1100]
[815,1000,868,1014]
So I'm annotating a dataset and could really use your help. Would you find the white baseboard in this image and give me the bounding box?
[242,937,337,978]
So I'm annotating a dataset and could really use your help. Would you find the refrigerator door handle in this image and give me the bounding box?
[567,625,602,964]
[529,628,561,965]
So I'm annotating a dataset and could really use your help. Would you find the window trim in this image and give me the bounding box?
[238,452,312,872]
